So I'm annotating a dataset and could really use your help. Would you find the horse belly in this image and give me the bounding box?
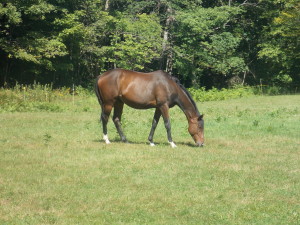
[120,83,157,109]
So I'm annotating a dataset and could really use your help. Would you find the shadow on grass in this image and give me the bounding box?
[93,138,198,148]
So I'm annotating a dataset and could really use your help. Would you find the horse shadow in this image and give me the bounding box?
[93,138,197,148]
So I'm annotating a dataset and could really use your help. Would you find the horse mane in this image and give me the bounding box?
[170,75,201,117]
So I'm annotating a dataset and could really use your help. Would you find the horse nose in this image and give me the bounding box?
[196,142,204,147]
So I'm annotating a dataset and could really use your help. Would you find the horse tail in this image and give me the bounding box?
[95,76,103,109]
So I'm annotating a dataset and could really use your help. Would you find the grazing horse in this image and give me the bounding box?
[95,69,204,147]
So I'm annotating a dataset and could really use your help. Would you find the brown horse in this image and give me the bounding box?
[95,69,204,147]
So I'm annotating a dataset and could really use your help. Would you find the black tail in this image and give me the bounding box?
[95,76,103,109]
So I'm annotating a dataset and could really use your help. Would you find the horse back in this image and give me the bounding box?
[97,69,178,108]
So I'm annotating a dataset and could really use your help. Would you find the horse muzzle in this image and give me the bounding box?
[196,142,204,147]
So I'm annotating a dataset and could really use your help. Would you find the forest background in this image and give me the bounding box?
[0,0,299,90]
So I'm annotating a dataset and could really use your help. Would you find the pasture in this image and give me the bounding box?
[0,94,299,224]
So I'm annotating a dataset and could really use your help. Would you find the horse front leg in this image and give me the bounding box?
[148,108,161,146]
[160,104,177,148]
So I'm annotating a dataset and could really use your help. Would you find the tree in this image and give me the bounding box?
[108,13,163,70]
[0,0,299,90]
[0,1,68,85]
[172,6,247,87]
[258,0,300,87]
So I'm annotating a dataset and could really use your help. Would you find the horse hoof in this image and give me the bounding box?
[169,142,177,148]
[150,142,155,147]
[103,135,111,144]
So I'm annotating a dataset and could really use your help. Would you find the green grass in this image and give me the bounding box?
[0,95,300,224]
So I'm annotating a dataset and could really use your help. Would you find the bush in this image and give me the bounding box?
[188,86,254,102]
[0,83,68,112]
[251,85,293,96]
[0,83,293,113]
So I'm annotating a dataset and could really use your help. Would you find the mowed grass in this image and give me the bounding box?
[0,95,299,224]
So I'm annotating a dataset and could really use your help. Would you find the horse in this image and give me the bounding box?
[95,69,204,147]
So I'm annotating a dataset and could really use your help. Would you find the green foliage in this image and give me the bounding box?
[258,0,300,87]
[109,13,163,70]
[188,86,254,102]
[2,86,61,112]
[252,85,294,96]
[0,83,66,112]
[1,83,295,113]
[0,3,21,24]
[0,0,299,90]
[0,83,101,113]
[173,6,248,83]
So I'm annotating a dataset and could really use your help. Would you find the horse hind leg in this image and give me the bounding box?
[101,104,113,144]
[113,100,128,142]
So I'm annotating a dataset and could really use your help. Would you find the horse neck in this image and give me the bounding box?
[176,87,199,120]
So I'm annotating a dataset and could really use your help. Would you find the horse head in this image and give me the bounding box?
[188,115,204,147]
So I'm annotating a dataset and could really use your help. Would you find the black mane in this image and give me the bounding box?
[170,76,201,117]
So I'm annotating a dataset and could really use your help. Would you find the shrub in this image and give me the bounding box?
[0,83,66,112]
[0,83,293,113]
[188,86,254,102]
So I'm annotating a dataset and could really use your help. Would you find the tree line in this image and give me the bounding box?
[0,0,299,89]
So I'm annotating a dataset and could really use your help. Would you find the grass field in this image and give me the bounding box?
[0,94,299,224]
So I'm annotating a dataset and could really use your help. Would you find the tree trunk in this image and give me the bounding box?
[3,57,11,86]
[162,6,174,73]
[105,0,109,11]
[242,71,246,85]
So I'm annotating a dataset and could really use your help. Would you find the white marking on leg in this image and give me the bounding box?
[103,134,111,144]
[150,142,155,147]
[169,141,177,148]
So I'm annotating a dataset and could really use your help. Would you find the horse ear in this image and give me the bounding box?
[198,115,204,121]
